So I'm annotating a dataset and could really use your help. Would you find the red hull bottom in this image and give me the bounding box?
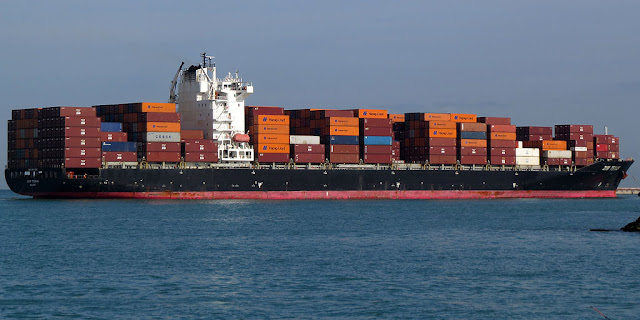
[30,190,617,199]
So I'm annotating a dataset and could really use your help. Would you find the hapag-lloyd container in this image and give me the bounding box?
[427,138,457,147]
[353,109,387,119]
[255,125,289,134]
[253,134,290,144]
[428,129,457,138]
[458,139,488,148]
[257,144,290,154]
[253,115,290,125]
[326,117,359,127]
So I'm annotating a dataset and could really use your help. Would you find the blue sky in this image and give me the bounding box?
[1,0,639,188]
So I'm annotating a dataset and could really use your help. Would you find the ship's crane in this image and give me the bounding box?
[168,62,184,103]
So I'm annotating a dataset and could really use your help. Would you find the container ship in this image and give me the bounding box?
[5,54,633,199]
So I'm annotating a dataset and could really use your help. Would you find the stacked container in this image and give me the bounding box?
[248,110,290,163]
[402,113,457,164]
[100,122,135,163]
[286,109,312,135]
[486,121,517,166]
[523,140,569,165]
[7,108,40,169]
[182,136,219,163]
[308,110,358,164]
[516,126,553,141]
[515,143,541,166]
[389,114,404,162]
[594,135,620,160]
[555,125,594,167]
[38,107,102,168]
[360,118,393,164]
[457,122,487,165]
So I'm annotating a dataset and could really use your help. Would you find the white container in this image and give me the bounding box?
[517,141,523,148]
[515,156,540,166]
[290,135,320,145]
[571,147,588,152]
[515,147,539,157]
[145,132,181,142]
[543,150,572,159]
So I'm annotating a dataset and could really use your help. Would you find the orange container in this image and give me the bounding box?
[428,121,456,129]
[353,109,388,119]
[256,144,290,154]
[388,114,405,122]
[450,113,477,123]
[458,139,487,147]
[141,102,176,113]
[489,132,516,140]
[253,115,290,125]
[328,126,360,136]
[422,113,451,121]
[326,117,359,127]
[542,140,567,150]
[146,122,181,132]
[255,125,290,134]
[253,134,290,144]
[428,129,457,138]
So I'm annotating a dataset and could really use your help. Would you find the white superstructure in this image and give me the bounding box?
[175,54,254,162]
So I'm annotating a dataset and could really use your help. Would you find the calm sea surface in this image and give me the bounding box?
[1,190,639,319]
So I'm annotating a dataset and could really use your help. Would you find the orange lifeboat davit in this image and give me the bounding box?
[233,134,250,143]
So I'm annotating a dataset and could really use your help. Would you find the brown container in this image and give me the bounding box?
[180,130,204,140]
[573,151,589,158]
[293,153,325,163]
[256,153,290,163]
[556,132,593,141]
[429,146,457,155]
[546,158,572,166]
[489,147,516,157]
[329,145,359,154]
[517,126,553,135]
[478,117,511,125]
[363,153,392,164]
[489,124,516,133]
[574,158,594,166]
[101,132,128,142]
[362,145,392,154]
[593,135,611,144]
[489,132,516,140]
[311,110,354,119]
[63,116,101,127]
[65,137,102,148]
[427,121,456,129]
[64,157,101,168]
[65,147,102,158]
[293,144,325,154]
[102,151,137,162]
[246,106,285,116]
[56,107,97,118]
[490,156,516,165]
[457,123,487,132]
[517,134,552,141]
[146,151,181,162]
[64,127,101,137]
[458,147,487,156]
[489,140,518,148]
[329,153,359,163]
[254,125,290,135]
[568,140,590,148]
[458,139,488,148]
[184,152,219,162]
[360,126,393,136]
[555,124,594,134]
[183,140,218,152]
[609,144,619,152]
[428,138,457,147]
[429,155,457,164]
[141,112,181,122]
[459,155,487,165]
[360,118,392,127]
[145,142,181,152]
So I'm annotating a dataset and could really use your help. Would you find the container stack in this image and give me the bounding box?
[246,107,290,163]
[515,144,540,166]
[7,108,39,169]
[38,107,102,169]
[286,109,312,135]
[516,126,553,141]
[523,140,569,165]
[555,125,594,167]
[594,135,620,160]
[100,122,136,163]
[312,110,359,164]
[402,113,457,164]
[484,118,517,166]
[291,143,325,164]
[457,122,487,165]
[360,117,393,164]
[182,137,219,163]
[389,114,404,162]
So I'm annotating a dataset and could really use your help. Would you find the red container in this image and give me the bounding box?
[328,145,359,154]
[56,107,97,118]
[63,116,101,127]
[360,127,393,136]
[141,112,181,122]
[459,155,487,165]
[65,147,102,158]
[312,110,354,119]
[596,151,617,159]
[102,151,137,162]
[458,147,487,156]
[183,140,218,152]
[546,158,572,166]
[556,133,593,141]
[362,145,392,154]
[145,142,181,152]
[427,138,457,147]
[360,118,392,127]
[429,146,457,155]
[595,144,608,152]
[293,153,325,163]
[329,153,359,163]
[65,137,102,148]
[574,158,594,166]
[246,106,285,116]
[609,144,619,152]
[146,151,181,162]
[64,127,101,138]
[184,152,219,162]
[568,140,589,148]
[64,157,101,168]
[457,123,487,132]
[181,130,205,140]
[256,153,290,163]
[363,153,392,164]
[517,134,552,141]
[593,135,611,144]
[293,144,325,154]
[517,126,553,135]
[573,151,589,158]
[478,117,511,125]
[101,132,128,142]
[490,156,516,165]
[489,124,516,133]
[488,140,518,148]
[489,147,516,157]
[428,155,457,165]
[555,124,594,134]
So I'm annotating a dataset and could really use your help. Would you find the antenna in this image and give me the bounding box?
[604,126,608,135]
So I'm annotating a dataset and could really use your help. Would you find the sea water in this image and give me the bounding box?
[1,190,639,319]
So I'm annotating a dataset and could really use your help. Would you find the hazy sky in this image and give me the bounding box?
[1,0,639,189]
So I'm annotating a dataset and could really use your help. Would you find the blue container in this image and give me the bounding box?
[362,136,392,145]
[460,131,487,139]
[101,122,123,132]
[326,135,359,145]
[102,141,137,152]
